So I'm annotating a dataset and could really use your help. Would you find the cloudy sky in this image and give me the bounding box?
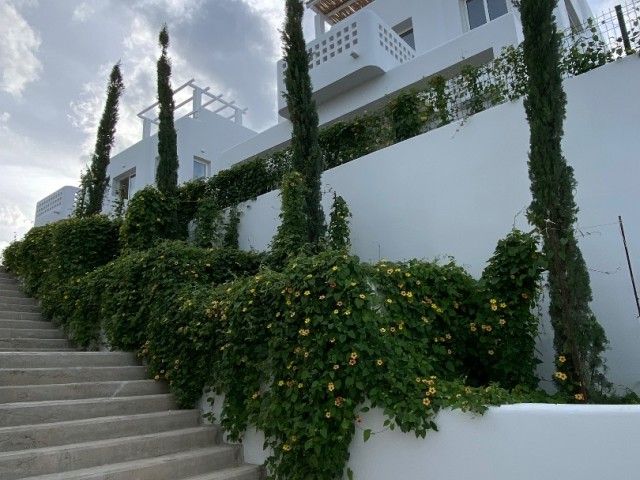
[0,0,622,253]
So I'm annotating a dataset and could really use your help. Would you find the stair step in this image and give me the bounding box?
[0,328,65,339]
[14,446,242,480]
[0,287,28,296]
[0,394,177,427]
[0,366,149,386]
[0,296,38,306]
[0,338,71,349]
[0,347,78,352]
[0,427,220,479]
[0,319,57,330]
[181,465,263,480]
[0,410,202,452]
[0,379,167,404]
[0,352,138,368]
[0,303,40,313]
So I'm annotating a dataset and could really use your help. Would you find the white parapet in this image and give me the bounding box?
[277,9,415,118]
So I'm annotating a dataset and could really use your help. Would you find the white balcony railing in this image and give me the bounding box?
[277,9,415,117]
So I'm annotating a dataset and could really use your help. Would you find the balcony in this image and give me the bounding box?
[277,9,415,118]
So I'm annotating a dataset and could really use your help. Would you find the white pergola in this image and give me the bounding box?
[306,0,375,35]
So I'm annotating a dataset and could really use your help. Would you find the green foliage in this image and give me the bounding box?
[426,75,452,127]
[193,236,545,479]
[519,0,610,401]
[389,89,423,141]
[193,197,223,248]
[269,172,309,267]
[81,63,125,216]
[282,0,325,244]
[96,241,263,401]
[119,186,181,252]
[155,24,179,197]
[327,193,351,250]
[222,206,241,249]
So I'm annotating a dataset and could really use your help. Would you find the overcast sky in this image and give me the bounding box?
[0,0,622,253]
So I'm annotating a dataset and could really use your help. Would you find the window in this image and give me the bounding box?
[193,158,210,179]
[393,18,415,50]
[465,0,509,30]
[116,172,136,201]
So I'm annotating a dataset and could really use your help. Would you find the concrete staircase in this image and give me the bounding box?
[0,267,262,480]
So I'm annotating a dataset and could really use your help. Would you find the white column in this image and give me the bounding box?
[192,86,203,119]
[142,118,151,139]
[314,14,326,38]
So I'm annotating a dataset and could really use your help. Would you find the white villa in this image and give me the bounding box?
[33,2,640,477]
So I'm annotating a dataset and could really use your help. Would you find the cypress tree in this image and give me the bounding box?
[282,0,325,244]
[519,0,610,401]
[155,24,179,196]
[79,63,124,216]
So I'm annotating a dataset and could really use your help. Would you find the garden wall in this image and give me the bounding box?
[202,397,640,479]
[237,56,640,392]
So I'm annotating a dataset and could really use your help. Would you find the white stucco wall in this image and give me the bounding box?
[237,56,640,392]
[201,394,640,480]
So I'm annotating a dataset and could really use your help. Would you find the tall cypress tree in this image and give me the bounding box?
[519,0,609,401]
[79,63,124,216]
[155,24,179,196]
[282,0,325,244]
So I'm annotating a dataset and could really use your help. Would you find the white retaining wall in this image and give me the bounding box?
[237,56,640,392]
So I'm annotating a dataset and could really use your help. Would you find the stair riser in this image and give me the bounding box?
[0,410,202,452]
[0,320,56,330]
[0,428,221,480]
[0,338,70,349]
[0,311,44,321]
[0,380,168,404]
[0,395,177,427]
[0,366,149,386]
[0,288,29,297]
[0,303,41,313]
[0,328,65,339]
[0,352,138,368]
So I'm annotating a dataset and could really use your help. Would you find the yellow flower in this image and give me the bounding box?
[416,377,422,383]
[428,386,437,395]
[305,318,311,324]
[521,293,528,299]
[328,382,335,391]
[558,356,566,363]
[359,294,366,299]
[282,444,291,452]
[386,268,394,274]
[344,310,351,315]
[445,333,452,340]
[490,299,497,304]
[491,304,498,311]
[422,397,431,406]
[422,316,429,324]
[332,266,338,271]
[499,319,506,326]
[350,352,358,359]
[398,322,404,330]
[386,298,393,304]
[500,302,507,308]
[554,371,568,381]
[376,359,384,366]
[400,291,407,297]
[488,350,495,356]
[298,383,303,388]
[304,290,311,296]
[574,393,585,401]
[333,309,339,315]
[278,380,285,386]
[251,392,260,399]
[319,295,326,300]
[333,364,340,370]
[390,327,396,333]
[291,435,297,442]
[335,396,344,407]
[325,411,332,418]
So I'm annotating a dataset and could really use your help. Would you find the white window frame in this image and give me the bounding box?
[460,0,512,32]
[193,157,211,180]
[114,170,137,201]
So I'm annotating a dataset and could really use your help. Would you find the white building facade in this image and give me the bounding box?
[34,186,80,227]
